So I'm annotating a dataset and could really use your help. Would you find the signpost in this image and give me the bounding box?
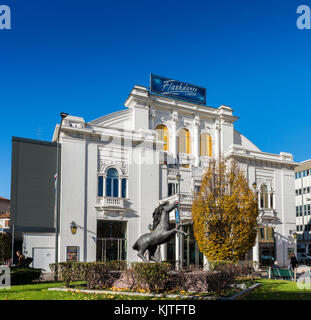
[150,74,206,105]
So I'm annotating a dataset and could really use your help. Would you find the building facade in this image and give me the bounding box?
[22,84,297,270]
[295,160,311,255]
[0,197,10,233]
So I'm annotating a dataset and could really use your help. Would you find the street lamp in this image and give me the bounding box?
[54,112,68,281]
[70,221,78,235]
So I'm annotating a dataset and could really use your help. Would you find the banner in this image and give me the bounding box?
[150,74,206,105]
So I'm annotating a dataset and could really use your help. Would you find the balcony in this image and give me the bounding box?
[95,196,129,217]
[160,192,195,208]
[259,209,277,222]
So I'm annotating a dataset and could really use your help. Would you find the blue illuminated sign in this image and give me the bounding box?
[175,209,180,225]
[150,74,206,105]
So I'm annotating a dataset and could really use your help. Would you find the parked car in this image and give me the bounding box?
[297,253,311,265]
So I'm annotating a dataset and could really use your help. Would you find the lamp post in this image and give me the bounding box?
[175,154,182,270]
[54,112,68,281]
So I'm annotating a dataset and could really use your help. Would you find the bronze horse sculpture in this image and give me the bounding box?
[132,201,191,262]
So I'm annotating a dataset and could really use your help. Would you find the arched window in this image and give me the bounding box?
[260,185,269,208]
[106,168,119,198]
[200,133,212,157]
[178,128,191,154]
[98,176,103,197]
[156,124,169,151]
[121,178,127,198]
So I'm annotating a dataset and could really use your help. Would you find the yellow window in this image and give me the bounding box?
[261,185,269,209]
[156,125,169,151]
[200,133,212,157]
[178,128,191,154]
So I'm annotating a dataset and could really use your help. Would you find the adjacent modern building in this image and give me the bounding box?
[14,81,297,271]
[0,197,10,233]
[295,159,311,255]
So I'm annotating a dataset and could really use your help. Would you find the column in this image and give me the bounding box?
[103,175,106,197]
[215,122,220,160]
[175,232,184,270]
[253,235,260,270]
[160,243,167,261]
[175,233,180,270]
[118,178,122,198]
[268,191,271,209]
[203,255,210,271]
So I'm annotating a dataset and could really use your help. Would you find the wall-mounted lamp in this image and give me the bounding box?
[290,230,298,240]
[252,182,257,190]
[60,112,69,119]
[70,221,78,235]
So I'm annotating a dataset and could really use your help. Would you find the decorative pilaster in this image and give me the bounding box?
[215,122,221,160]
[193,115,200,167]
[253,235,260,270]
[171,111,178,159]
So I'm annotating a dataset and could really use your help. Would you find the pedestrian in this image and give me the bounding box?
[16,250,26,267]
[290,253,298,271]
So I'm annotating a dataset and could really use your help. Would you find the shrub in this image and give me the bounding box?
[167,262,252,294]
[10,267,42,285]
[130,262,172,293]
[50,262,90,287]
[0,233,11,264]
[50,261,127,288]
[86,263,122,290]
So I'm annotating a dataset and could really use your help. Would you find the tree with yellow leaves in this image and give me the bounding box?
[192,160,259,262]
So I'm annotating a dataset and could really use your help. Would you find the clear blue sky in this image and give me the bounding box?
[1,0,311,199]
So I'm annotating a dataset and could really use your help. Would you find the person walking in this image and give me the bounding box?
[290,253,298,271]
[16,250,26,267]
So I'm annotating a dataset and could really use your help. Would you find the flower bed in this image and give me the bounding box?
[50,261,254,296]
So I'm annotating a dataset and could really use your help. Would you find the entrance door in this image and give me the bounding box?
[258,227,275,266]
[183,225,203,270]
[32,247,55,272]
[96,221,127,262]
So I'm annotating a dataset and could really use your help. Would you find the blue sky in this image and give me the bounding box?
[1,0,311,199]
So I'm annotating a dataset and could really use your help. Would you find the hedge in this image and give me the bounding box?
[50,261,127,287]
[50,260,253,293]
[10,267,42,285]
[129,262,172,293]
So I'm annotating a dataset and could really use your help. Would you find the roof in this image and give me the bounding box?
[295,159,311,172]
[0,197,9,201]
[0,212,10,218]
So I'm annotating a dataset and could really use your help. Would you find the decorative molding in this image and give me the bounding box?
[256,177,274,191]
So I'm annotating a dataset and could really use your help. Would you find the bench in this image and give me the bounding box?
[266,267,294,280]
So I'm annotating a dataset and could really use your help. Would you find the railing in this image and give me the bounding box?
[104,197,124,207]
[259,209,277,220]
[95,196,126,211]
[160,193,195,207]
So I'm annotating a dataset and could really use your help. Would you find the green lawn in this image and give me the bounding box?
[0,282,174,300]
[242,279,311,300]
[3,279,310,300]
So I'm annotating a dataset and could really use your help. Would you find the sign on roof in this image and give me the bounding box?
[150,74,206,105]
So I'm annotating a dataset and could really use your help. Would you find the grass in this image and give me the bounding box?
[0,282,179,300]
[242,279,311,300]
[4,279,308,300]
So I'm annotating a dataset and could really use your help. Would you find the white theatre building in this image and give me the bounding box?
[24,84,297,270]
